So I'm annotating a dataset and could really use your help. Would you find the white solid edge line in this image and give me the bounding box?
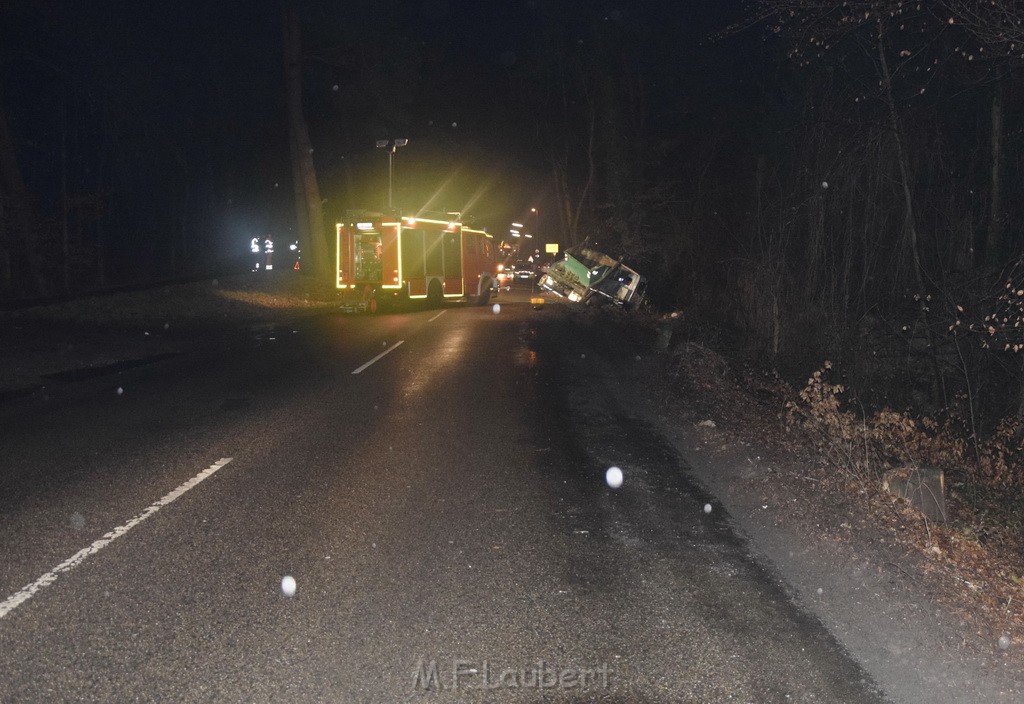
[428,310,446,323]
[351,340,405,375]
[0,457,234,621]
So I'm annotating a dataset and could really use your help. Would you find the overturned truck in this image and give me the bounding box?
[538,246,648,311]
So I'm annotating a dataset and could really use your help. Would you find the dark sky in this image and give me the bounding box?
[1,0,748,273]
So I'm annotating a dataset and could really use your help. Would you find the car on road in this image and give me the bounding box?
[512,261,536,281]
[496,264,513,291]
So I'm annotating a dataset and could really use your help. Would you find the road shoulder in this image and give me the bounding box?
[558,306,1023,704]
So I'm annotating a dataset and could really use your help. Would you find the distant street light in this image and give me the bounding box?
[376,138,409,210]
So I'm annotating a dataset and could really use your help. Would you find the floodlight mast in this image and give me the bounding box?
[375,139,409,210]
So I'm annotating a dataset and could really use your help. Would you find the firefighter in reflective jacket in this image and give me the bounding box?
[264,237,274,270]
[250,237,261,271]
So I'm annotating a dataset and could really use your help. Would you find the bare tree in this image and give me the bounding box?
[941,0,1024,264]
[0,105,46,297]
[284,1,330,281]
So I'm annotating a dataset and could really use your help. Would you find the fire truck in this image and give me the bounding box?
[336,213,500,313]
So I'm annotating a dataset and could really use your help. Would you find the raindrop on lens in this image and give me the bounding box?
[281,575,296,597]
[116,387,123,396]
[703,503,712,514]
[998,635,1011,650]
[492,303,501,314]
[605,466,623,489]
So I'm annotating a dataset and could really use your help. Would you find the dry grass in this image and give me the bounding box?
[649,336,1024,649]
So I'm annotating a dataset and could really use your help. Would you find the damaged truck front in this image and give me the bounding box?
[538,247,648,311]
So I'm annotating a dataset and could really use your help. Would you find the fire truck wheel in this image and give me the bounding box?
[427,279,443,307]
[477,279,492,306]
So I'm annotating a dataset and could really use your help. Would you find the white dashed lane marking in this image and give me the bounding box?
[0,457,234,620]
[351,340,405,375]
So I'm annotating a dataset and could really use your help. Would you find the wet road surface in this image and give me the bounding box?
[0,287,887,702]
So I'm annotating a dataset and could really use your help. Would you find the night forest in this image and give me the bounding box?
[5,1,1024,484]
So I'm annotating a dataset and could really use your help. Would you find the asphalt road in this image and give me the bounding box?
[0,284,888,703]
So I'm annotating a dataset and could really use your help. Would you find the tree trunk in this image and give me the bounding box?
[0,188,9,295]
[569,106,596,246]
[877,22,925,294]
[877,21,945,407]
[984,80,1004,266]
[0,105,46,298]
[284,1,330,281]
[551,103,596,249]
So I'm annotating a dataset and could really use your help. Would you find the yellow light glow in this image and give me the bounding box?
[404,217,449,225]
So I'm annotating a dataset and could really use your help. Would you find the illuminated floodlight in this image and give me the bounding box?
[356,222,374,230]
[376,138,409,209]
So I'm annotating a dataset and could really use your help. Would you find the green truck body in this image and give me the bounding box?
[538,247,648,311]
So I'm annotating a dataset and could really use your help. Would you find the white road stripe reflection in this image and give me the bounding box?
[0,457,234,620]
[351,340,405,375]
[428,310,446,323]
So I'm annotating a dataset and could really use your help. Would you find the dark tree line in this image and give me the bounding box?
[492,1,1024,431]
[0,0,290,299]
[7,0,1024,434]
[716,1,1024,428]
